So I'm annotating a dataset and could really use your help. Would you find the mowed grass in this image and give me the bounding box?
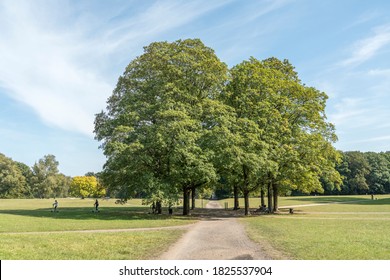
[0,198,195,232]
[239,195,390,260]
[0,198,195,259]
[0,230,184,260]
[219,194,390,210]
[2,196,390,260]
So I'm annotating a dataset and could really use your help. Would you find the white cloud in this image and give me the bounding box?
[341,25,390,67]
[0,0,230,136]
[328,98,367,126]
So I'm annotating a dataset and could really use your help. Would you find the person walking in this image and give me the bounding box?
[52,200,58,212]
[94,199,99,212]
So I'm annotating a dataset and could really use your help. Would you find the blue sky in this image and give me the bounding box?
[1,0,390,176]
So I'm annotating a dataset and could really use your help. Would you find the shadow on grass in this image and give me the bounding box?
[0,206,263,221]
[3,197,388,221]
[0,207,199,221]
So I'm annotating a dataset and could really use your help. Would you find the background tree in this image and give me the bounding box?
[364,152,390,194]
[53,174,72,198]
[15,161,34,197]
[338,151,370,195]
[70,176,105,198]
[31,154,60,198]
[0,153,28,198]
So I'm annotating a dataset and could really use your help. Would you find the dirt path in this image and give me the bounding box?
[158,201,272,260]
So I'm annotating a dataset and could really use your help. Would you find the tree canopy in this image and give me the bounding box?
[95,39,228,215]
[94,38,343,215]
[0,153,72,198]
[0,153,28,198]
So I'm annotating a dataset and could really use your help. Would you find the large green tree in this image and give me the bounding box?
[31,154,61,198]
[95,39,228,215]
[364,152,390,194]
[226,57,341,213]
[0,153,28,198]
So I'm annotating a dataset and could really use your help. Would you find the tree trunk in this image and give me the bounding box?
[260,187,265,208]
[233,185,240,210]
[242,165,250,215]
[244,190,250,216]
[156,200,162,214]
[183,187,190,215]
[191,186,196,210]
[267,181,273,213]
[272,184,278,212]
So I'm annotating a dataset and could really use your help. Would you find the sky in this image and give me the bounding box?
[1,0,390,176]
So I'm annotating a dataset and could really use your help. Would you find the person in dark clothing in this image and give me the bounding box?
[94,199,99,212]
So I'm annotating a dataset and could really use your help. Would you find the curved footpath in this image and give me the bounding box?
[158,201,272,260]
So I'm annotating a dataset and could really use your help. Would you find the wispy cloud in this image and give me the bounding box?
[0,0,229,136]
[340,25,390,67]
[328,97,371,132]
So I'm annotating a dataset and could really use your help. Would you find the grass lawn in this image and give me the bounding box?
[218,194,390,209]
[0,198,195,259]
[0,198,195,233]
[2,196,390,260]
[240,195,390,260]
[0,230,184,259]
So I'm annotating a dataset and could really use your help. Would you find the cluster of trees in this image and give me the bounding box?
[5,40,387,216]
[0,153,71,198]
[94,38,341,215]
[0,153,104,199]
[323,151,390,195]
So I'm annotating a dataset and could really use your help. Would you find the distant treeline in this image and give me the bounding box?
[323,151,390,195]
[0,153,71,198]
[1,150,390,198]
[0,153,103,199]
[215,150,390,198]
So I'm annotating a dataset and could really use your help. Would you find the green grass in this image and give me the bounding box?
[0,230,184,259]
[2,196,390,260]
[240,195,390,260]
[218,194,390,210]
[0,198,195,259]
[0,198,195,233]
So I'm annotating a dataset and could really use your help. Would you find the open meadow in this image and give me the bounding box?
[0,198,196,259]
[1,195,389,260]
[235,195,390,260]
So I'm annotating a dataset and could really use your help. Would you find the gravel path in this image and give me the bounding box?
[159,201,272,260]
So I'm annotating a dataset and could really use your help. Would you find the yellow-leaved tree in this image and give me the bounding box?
[70,176,105,198]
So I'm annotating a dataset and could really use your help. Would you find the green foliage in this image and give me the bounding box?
[0,153,28,198]
[0,153,71,198]
[225,57,341,212]
[328,151,390,195]
[95,39,343,215]
[95,39,228,215]
[31,154,62,198]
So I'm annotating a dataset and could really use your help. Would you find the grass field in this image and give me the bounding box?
[0,198,195,259]
[236,195,390,260]
[1,195,389,260]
